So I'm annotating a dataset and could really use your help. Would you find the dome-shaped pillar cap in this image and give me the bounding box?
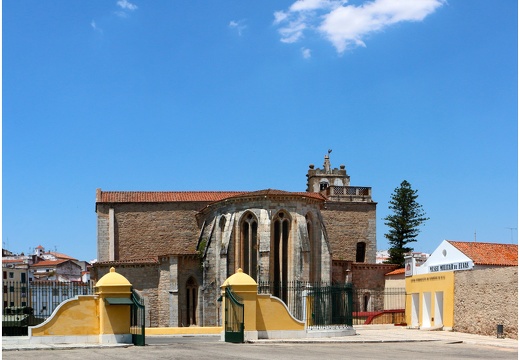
[221,268,257,288]
[95,267,132,295]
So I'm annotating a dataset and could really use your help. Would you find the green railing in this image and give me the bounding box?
[130,289,146,346]
[224,287,244,343]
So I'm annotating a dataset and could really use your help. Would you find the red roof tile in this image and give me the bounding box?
[32,259,69,267]
[94,258,160,266]
[226,189,326,201]
[46,252,77,261]
[96,189,326,204]
[97,190,247,203]
[385,268,405,276]
[2,259,25,264]
[447,241,518,266]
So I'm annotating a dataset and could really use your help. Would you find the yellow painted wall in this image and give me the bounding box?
[405,272,454,329]
[98,298,131,334]
[238,286,258,333]
[31,295,99,336]
[146,327,223,335]
[256,294,305,331]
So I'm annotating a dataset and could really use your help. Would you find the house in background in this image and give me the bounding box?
[2,266,30,308]
[31,259,82,282]
[405,240,518,337]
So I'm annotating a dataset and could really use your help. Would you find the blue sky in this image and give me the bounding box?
[3,0,517,262]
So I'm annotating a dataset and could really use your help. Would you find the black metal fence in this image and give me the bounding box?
[258,281,354,329]
[257,282,406,328]
[2,280,94,336]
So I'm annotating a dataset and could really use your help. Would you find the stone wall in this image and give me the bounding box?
[350,263,399,291]
[97,202,207,262]
[454,266,518,339]
[321,202,377,263]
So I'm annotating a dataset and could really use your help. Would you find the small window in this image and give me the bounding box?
[3,271,6,280]
[356,242,366,263]
[8,272,14,279]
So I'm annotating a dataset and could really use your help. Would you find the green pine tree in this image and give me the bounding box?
[384,180,429,267]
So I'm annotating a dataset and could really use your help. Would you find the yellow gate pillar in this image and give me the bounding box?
[221,268,258,341]
[95,267,133,344]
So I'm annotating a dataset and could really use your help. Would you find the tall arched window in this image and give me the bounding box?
[239,212,258,279]
[219,216,226,233]
[306,213,321,283]
[272,211,290,303]
[186,277,198,326]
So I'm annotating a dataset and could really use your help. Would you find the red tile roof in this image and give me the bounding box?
[96,189,326,204]
[385,268,405,276]
[94,258,160,266]
[2,259,25,264]
[97,190,247,203]
[225,189,325,201]
[447,241,518,266]
[46,252,77,261]
[32,259,69,267]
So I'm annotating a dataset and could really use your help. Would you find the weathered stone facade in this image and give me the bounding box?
[454,266,518,339]
[93,155,378,327]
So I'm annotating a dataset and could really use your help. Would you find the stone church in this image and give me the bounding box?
[93,154,377,327]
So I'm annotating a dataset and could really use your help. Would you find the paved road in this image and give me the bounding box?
[3,336,517,360]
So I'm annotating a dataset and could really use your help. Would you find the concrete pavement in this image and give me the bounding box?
[2,326,517,351]
[251,326,518,349]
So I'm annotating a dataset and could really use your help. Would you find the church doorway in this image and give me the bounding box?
[186,276,198,326]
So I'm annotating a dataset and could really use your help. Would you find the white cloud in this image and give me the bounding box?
[117,0,138,11]
[91,20,103,33]
[279,20,306,43]
[302,47,312,58]
[274,0,445,54]
[229,19,247,36]
[289,0,345,12]
[273,11,289,25]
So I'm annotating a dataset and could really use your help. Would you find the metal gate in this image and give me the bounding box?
[310,283,353,328]
[130,289,145,346]
[224,287,244,343]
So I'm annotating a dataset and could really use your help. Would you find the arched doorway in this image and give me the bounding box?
[186,276,198,326]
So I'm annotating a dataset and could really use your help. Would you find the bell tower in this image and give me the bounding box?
[306,151,350,193]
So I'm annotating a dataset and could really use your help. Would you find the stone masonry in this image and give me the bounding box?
[454,266,518,339]
[94,154,378,327]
